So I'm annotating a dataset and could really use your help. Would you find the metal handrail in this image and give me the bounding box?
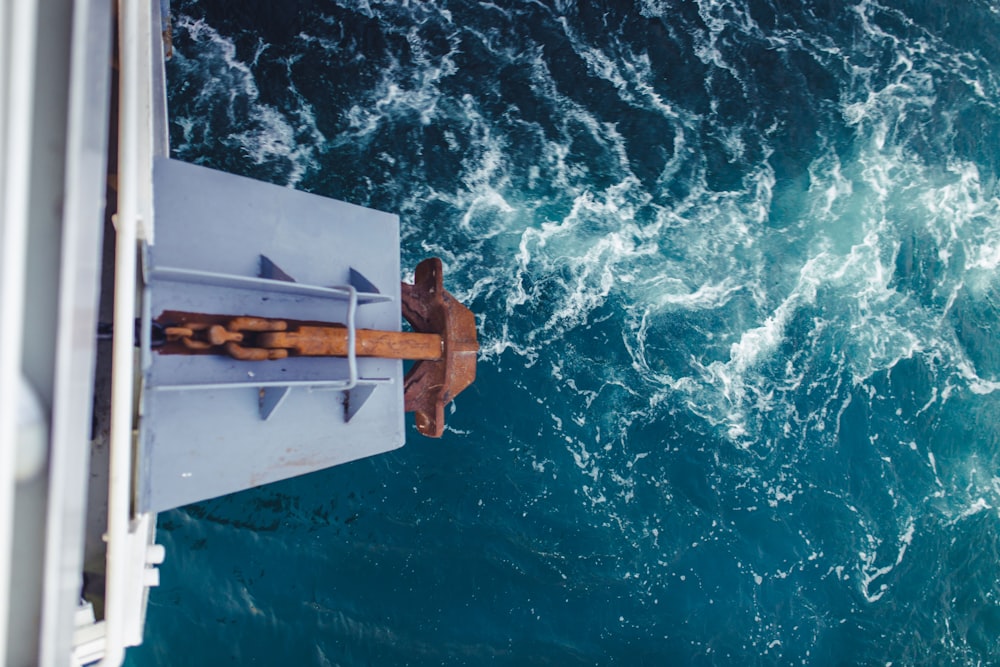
[343,284,359,392]
[100,0,147,664]
[148,265,392,303]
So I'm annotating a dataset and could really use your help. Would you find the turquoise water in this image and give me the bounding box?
[129,1,1000,664]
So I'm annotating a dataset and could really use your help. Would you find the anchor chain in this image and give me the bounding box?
[164,317,291,360]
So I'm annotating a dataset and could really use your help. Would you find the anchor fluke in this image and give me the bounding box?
[400,258,478,437]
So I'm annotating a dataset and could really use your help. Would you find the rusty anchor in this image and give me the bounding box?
[158,258,478,437]
[399,257,478,438]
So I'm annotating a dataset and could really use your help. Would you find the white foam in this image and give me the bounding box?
[857,517,915,603]
[946,497,993,526]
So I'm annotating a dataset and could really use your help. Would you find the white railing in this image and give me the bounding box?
[100,0,159,664]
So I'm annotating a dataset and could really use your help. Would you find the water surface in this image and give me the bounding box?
[130,1,1000,664]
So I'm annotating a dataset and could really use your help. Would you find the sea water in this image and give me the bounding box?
[127,1,1000,664]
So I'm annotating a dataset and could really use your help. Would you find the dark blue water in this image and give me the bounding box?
[128,1,1000,664]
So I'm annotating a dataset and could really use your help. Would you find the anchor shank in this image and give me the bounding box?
[257,327,443,360]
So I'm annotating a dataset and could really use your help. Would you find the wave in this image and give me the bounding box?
[168,15,326,186]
